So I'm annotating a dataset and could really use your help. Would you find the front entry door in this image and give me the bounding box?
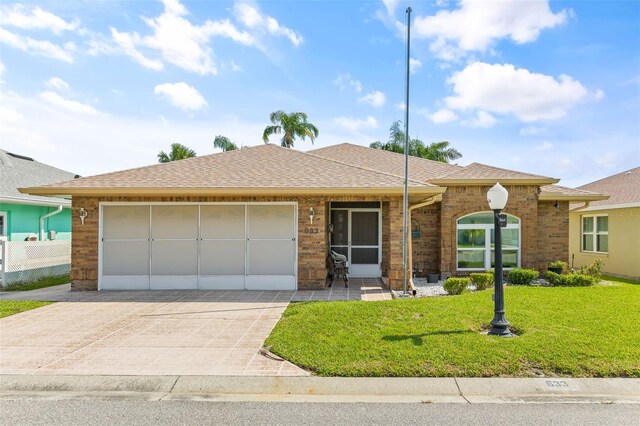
[330,209,381,277]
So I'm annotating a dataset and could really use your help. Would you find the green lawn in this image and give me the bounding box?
[1,275,69,292]
[0,301,53,319]
[265,280,640,377]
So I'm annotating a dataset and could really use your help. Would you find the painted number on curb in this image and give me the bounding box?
[545,380,569,388]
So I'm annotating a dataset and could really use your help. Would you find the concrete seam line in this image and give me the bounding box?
[454,378,471,404]
[168,376,180,394]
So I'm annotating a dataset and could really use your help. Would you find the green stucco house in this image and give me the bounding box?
[0,150,77,241]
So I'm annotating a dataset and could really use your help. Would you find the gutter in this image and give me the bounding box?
[407,194,443,290]
[40,205,63,241]
[569,202,591,212]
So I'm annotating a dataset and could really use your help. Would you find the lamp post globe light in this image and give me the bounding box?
[487,183,513,337]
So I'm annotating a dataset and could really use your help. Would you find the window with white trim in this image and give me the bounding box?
[0,212,7,238]
[582,215,608,253]
[456,212,521,270]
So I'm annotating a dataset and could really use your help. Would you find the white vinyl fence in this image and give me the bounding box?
[0,240,71,287]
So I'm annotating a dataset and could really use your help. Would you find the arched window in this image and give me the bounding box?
[456,212,520,270]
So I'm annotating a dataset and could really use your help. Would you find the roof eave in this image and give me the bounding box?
[428,178,560,186]
[538,193,609,202]
[19,186,448,197]
[0,195,71,207]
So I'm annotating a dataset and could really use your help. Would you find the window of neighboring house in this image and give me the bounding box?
[0,212,7,238]
[582,215,608,253]
[457,212,521,270]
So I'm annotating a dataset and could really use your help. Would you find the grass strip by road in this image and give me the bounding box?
[265,280,640,378]
[0,301,53,319]
[1,275,69,292]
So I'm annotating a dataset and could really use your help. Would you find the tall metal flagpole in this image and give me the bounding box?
[402,7,412,296]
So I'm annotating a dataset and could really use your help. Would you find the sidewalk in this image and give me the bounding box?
[1,375,638,404]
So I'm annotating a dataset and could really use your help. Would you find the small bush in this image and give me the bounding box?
[508,268,539,285]
[564,274,596,287]
[544,270,561,285]
[443,277,470,295]
[469,272,494,290]
[577,259,604,280]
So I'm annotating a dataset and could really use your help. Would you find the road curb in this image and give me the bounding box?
[1,375,639,403]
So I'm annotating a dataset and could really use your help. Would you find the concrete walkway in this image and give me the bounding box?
[1,375,638,404]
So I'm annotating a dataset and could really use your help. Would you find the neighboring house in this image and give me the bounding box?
[569,167,640,280]
[0,150,77,241]
[21,143,606,291]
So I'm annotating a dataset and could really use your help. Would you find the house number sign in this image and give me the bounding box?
[304,227,320,234]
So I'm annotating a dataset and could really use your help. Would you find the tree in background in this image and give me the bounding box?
[213,135,239,152]
[370,120,462,163]
[262,110,319,148]
[157,143,197,163]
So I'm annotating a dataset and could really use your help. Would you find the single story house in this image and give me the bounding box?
[1,150,77,241]
[21,143,606,291]
[569,167,639,279]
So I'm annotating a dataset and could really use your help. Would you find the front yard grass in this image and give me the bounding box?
[0,301,53,319]
[1,274,69,292]
[265,280,640,377]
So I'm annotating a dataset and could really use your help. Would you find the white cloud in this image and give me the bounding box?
[154,82,208,111]
[409,58,422,74]
[333,73,363,92]
[395,102,406,111]
[0,27,74,63]
[233,2,303,46]
[382,0,401,16]
[39,91,100,115]
[0,61,5,84]
[520,125,546,136]
[333,116,378,132]
[535,141,554,151]
[468,110,497,128]
[444,62,589,122]
[594,89,605,100]
[0,4,80,34]
[102,0,258,75]
[427,108,458,124]
[413,0,569,60]
[358,90,386,107]
[44,77,70,91]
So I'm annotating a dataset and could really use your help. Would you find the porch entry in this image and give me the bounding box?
[330,202,381,278]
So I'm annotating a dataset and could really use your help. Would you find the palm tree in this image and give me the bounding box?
[213,135,239,152]
[369,121,462,163]
[157,143,197,163]
[262,110,319,148]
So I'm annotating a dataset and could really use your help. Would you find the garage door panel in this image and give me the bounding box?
[151,205,198,239]
[103,241,149,276]
[151,240,197,275]
[200,240,245,275]
[248,205,294,239]
[201,205,245,239]
[103,206,149,240]
[199,276,245,290]
[247,240,295,275]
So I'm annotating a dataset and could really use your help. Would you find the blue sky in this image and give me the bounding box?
[1,0,638,187]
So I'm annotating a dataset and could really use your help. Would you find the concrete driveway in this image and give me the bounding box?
[0,289,308,376]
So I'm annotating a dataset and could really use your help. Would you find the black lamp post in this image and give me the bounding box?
[487,183,513,337]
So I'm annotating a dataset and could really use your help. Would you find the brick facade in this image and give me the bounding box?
[70,189,569,291]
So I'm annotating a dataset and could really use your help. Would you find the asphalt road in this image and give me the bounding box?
[1,400,639,426]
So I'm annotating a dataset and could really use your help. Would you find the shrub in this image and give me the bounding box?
[577,259,604,280]
[544,270,561,285]
[443,277,470,295]
[469,272,493,290]
[508,268,539,285]
[548,260,568,273]
[564,274,596,287]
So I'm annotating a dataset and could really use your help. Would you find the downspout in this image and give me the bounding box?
[407,194,443,290]
[40,205,63,241]
[569,201,590,212]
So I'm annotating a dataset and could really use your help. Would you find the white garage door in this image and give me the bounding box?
[100,203,297,291]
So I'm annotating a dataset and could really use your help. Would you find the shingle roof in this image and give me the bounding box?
[310,143,462,182]
[539,184,608,201]
[0,150,77,206]
[429,162,558,185]
[21,144,440,197]
[575,167,640,208]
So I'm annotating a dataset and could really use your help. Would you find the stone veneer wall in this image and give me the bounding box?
[71,195,405,291]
